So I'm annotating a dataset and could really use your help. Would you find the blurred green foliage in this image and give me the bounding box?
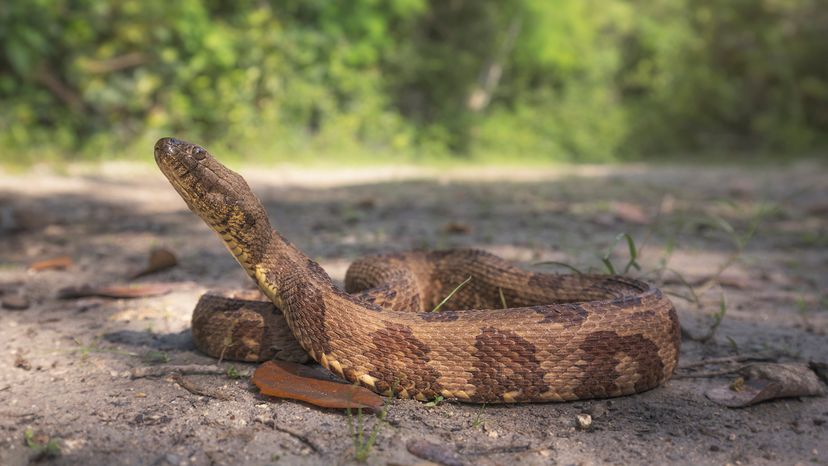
[1,0,826,163]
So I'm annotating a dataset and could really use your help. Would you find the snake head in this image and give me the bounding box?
[154,138,238,210]
[154,137,273,263]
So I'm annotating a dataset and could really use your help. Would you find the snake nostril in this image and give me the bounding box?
[155,137,179,154]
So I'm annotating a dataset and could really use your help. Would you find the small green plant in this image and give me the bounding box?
[347,406,387,462]
[795,295,809,315]
[24,428,61,460]
[698,293,728,342]
[498,288,508,309]
[431,276,472,313]
[226,366,243,379]
[600,232,640,275]
[423,395,444,408]
[69,337,136,361]
[471,403,487,428]
[142,350,170,365]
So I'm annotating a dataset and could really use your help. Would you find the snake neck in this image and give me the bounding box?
[250,231,330,306]
[195,183,338,334]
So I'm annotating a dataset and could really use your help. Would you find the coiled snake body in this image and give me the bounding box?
[154,138,680,403]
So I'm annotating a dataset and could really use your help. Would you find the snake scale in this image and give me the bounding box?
[154,137,680,403]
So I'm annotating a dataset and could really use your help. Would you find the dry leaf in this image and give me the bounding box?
[28,256,73,272]
[57,283,174,299]
[131,248,178,279]
[706,363,826,408]
[443,222,472,235]
[612,202,651,225]
[2,294,30,310]
[252,360,384,410]
[356,197,377,209]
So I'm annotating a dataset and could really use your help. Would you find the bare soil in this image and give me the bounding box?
[1,161,826,466]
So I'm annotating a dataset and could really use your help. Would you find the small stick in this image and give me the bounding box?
[463,444,532,456]
[130,364,236,379]
[678,354,773,370]
[673,367,744,379]
[272,425,321,453]
[170,373,231,400]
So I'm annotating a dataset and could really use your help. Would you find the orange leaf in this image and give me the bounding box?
[28,256,73,272]
[253,360,384,411]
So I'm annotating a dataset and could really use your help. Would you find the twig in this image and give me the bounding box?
[678,354,774,370]
[130,364,232,379]
[170,373,231,400]
[673,367,745,379]
[272,425,321,453]
[463,444,532,456]
[82,52,147,74]
[34,63,86,113]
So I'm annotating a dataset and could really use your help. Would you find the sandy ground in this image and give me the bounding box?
[0,161,826,466]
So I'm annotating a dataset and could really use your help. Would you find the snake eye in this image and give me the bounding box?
[193,147,207,160]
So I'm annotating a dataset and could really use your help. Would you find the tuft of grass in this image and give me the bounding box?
[696,293,728,343]
[471,403,487,428]
[600,232,640,275]
[226,366,243,379]
[68,337,136,361]
[24,428,61,460]
[533,260,584,275]
[141,350,170,365]
[423,395,444,408]
[431,276,472,313]
[347,406,387,462]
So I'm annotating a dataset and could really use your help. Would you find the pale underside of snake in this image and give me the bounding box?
[154,137,680,403]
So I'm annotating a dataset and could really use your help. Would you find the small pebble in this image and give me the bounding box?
[591,403,608,418]
[576,413,593,430]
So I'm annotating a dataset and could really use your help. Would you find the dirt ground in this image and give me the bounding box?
[0,161,826,466]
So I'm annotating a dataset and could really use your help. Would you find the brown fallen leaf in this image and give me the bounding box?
[356,197,377,210]
[28,255,73,272]
[131,248,178,279]
[57,283,174,300]
[2,294,30,310]
[706,363,825,408]
[443,221,472,235]
[252,360,384,411]
[612,202,651,225]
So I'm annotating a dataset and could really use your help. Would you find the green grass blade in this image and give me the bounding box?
[431,276,472,312]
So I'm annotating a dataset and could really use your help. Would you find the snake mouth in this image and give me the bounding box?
[154,137,210,177]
